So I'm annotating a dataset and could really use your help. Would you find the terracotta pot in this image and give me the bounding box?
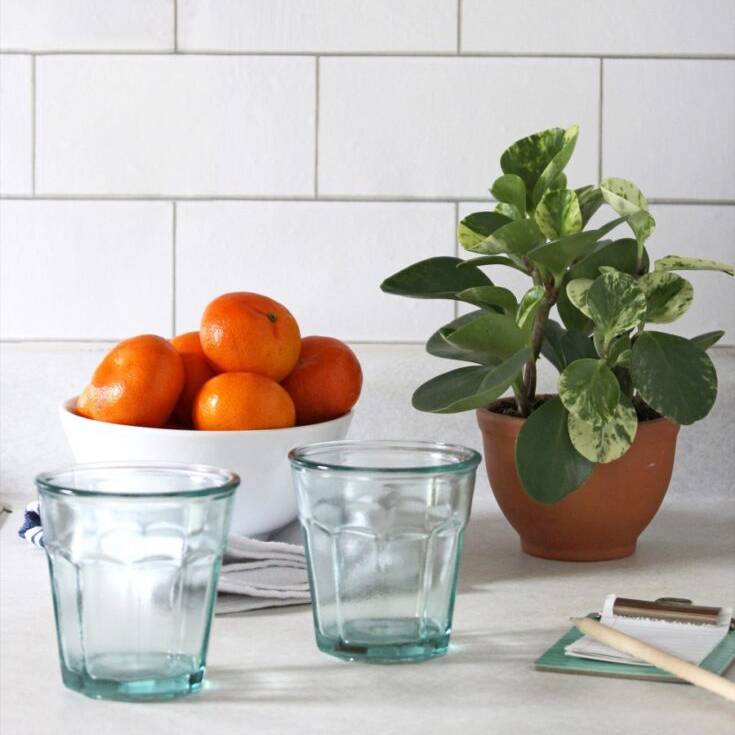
[476,400,680,561]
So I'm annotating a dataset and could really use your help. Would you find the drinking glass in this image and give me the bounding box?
[36,463,238,700]
[289,441,480,663]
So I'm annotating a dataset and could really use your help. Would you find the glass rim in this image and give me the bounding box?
[35,461,240,499]
[288,440,481,475]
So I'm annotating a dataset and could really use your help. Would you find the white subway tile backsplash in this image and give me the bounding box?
[0,55,32,194]
[462,0,735,56]
[36,56,315,196]
[319,58,599,198]
[603,60,735,200]
[0,0,174,51]
[176,201,455,341]
[0,201,172,339]
[178,0,457,53]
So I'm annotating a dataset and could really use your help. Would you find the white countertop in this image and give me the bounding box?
[1,344,734,734]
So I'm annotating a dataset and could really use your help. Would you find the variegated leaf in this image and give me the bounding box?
[532,125,579,206]
[600,177,655,247]
[566,278,594,318]
[567,397,638,463]
[586,267,647,340]
[559,358,620,422]
[457,212,511,252]
[654,255,734,277]
[491,173,527,215]
[516,285,545,330]
[575,185,604,225]
[607,334,632,367]
[534,188,583,240]
[464,218,544,256]
[639,271,694,324]
[495,202,523,221]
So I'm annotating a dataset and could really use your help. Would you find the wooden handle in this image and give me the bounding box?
[572,617,735,703]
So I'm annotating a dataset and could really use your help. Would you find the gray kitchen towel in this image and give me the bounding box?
[217,520,310,614]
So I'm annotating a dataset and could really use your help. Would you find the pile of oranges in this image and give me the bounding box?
[76,292,362,431]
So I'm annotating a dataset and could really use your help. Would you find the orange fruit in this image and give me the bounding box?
[200,292,301,381]
[193,372,296,431]
[170,331,216,426]
[77,335,184,427]
[281,336,362,425]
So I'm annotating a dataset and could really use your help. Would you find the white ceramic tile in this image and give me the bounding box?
[319,58,599,198]
[175,201,455,341]
[178,0,457,52]
[603,60,735,200]
[0,0,174,51]
[462,0,735,56]
[0,55,32,194]
[0,201,173,339]
[36,56,315,196]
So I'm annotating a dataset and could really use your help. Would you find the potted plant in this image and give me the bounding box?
[381,125,733,561]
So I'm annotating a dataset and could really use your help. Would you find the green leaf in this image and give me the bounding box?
[559,358,620,422]
[458,255,529,273]
[516,286,545,330]
[526,217,624,279]
[491,174,527,215]
[534,188,583,240]
[495,202,523,221]
[557,238,646,333]
[566,278,594,318]
[567,397,638,463]
[541,319,597,371]
[446,311,528,360]
[631,331,718,425]
[457,285,517,314]
[381,256,491,300]
[607,334,632,367]
[500,126,579,209]
[412,348,530,413]
[639,271,694,324]
[586,268,647,342]
[654,255,734,277]
[464,218,544,256]
[690,330,725,351]
[516,397,594,504]
[426,311,500,365]
[575,185,604,225]
[600,177,655,248]
[457,212,511,252]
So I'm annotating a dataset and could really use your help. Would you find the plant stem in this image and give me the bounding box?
[519,287,555,416]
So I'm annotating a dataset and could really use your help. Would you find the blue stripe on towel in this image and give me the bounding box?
[18,501,44,548]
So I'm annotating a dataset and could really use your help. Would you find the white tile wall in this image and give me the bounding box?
[319,58,599,198]
[36,56,315,196]
[462,0,735,56]
[0,3,733,349]
[0,0,174,51]
[603,60,735,200]
[176,201,455,340]
[178,0,457,53]
[0,54,32,194]
[0,201,173,339]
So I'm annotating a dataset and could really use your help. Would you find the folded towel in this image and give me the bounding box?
[19,501,310,614]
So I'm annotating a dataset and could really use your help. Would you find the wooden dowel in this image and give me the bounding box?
[572,617,735,703]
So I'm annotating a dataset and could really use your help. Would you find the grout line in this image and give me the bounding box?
[598,58,604,181]
[1,194,733,206]
[314,57,320,197]
[454,201,460,319]
[30,55,36,194]
[456,0,462,54]
[1,50,734,60]
[171,202,177,335]
[173,0,178,53]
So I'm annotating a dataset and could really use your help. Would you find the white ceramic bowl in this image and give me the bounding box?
[59,398,352,538]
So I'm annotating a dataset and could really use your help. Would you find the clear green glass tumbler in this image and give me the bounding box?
[289,441,480,664]
[36,463,238,701]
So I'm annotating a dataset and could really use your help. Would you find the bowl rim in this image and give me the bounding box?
[60,396,353,436]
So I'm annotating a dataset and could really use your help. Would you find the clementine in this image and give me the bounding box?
[76,335,184,427]
[200,292,301,381]
[281,336,362,425]
[170,331,216,425]
[193,372,296,431]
